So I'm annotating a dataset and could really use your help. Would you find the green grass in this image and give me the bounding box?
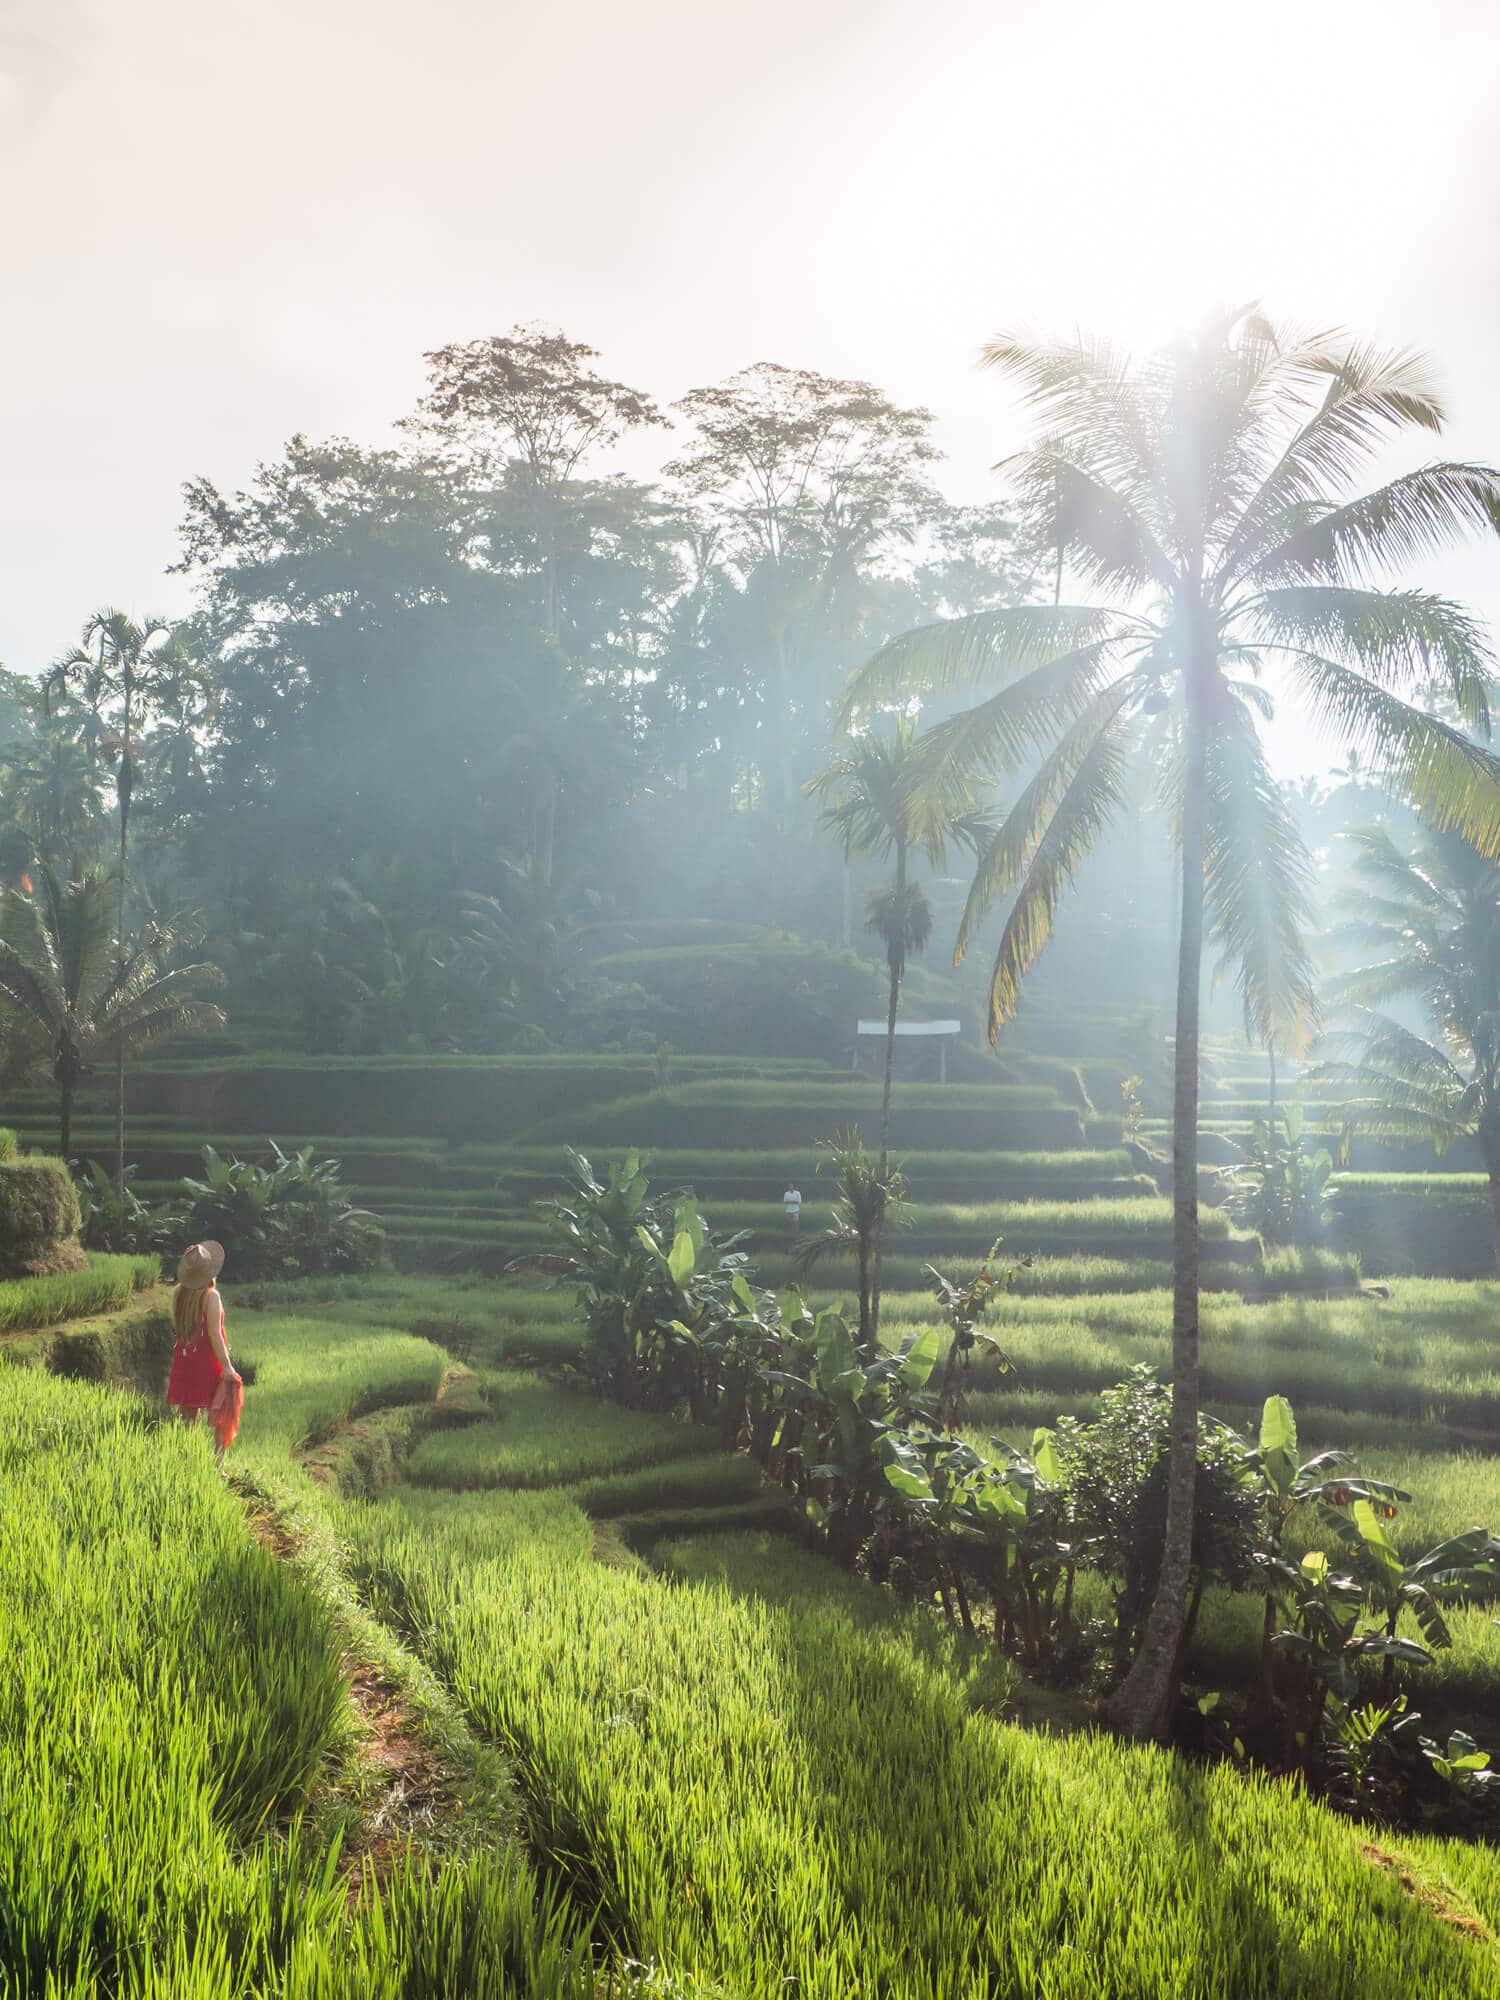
[564,1450,766,1518]
[0,1366,344,1985]
[0,1252,159,1333]
[232,1313,449,1467]
[876,1279,1500,1429]
[342,1487,1500,1998]
[405,1373,712,1491]
[232,1271,583,1370]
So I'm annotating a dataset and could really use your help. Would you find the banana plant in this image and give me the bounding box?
[877,1423,1080,1662]
[1267,1548,1369,1763]
[765,1305,943,1561]
[523,1150,752,1410]
[924,1243,1021,1427]
[1320,1502,1500,1701]
[1248,1394,1409,1723]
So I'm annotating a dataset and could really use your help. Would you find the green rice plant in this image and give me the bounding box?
[232,1272,583,1369]
[405,1374,711,1491]
[0,1368,346,1987]
[878,1280,1500,1430]
[0,1252,158,1332]
[564,1451,766,1518]
[560,1081,1087,1154]
[231,1314,449,1469]
[341,1498,1500,1999]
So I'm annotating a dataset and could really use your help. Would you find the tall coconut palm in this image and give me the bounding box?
[840,313,1500,1739]
[0,866,225,1158]
[806,719,993,1339]
[1312,821,1500,1267]
[50,612,206,1192]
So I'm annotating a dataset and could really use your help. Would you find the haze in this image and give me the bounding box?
[5,0,1500,776]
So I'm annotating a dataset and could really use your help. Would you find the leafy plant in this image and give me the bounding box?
[519,1149,752,1413]
[75,1157,174,1256]
[1216,1105,1334,1245]
[170,1143,383,1279]
[793,1128,911,1353]
[1052,1366,1261,1677]
[924,1243,1020,1426]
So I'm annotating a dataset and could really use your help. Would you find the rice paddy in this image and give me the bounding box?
[10,1046,1500,1995]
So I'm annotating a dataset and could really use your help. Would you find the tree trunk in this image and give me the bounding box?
[869,844,905,1348]
[1104,654,1206,1742]
[60,1080,73,1162]
[115,766,129,1200]
[1488,1165,1500,1278]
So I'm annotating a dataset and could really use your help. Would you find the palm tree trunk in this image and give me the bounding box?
[115,775,128,1200]
[60,1080,73,1162]
[870,844,905,1347]
[1487,1167,1500,1279]
[1105,662,1206,1742]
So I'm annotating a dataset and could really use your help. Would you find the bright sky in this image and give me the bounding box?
[4,0,1499,774]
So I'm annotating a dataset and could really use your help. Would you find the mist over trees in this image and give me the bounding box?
[0,320,1472,1066]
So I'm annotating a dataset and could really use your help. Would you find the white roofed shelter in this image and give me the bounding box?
[853,1018,961,1083]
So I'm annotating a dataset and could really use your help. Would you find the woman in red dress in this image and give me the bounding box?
[165,1240,243,1454]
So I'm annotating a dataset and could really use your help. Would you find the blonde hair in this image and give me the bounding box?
[173,1281,213,1345]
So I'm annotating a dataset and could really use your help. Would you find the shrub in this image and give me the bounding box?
[0,1155,82,1277]
[75,1159,176,1255]
[1053,1367,1262,1670]
[0,1128,16,1162]
[170,1143,385,1280]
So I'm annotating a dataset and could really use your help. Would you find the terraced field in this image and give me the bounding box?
[7,1198,1500,1994]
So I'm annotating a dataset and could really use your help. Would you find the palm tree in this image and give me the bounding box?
[841,313,1500,1739]
[793,1129,911,1352]
[0,728,105,868]
[49,611,207,1192]
[1311,821,1500,1268]
[0,866,225,1158]
[806,719,993,1338]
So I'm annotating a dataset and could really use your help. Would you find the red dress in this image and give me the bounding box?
[167,1296,224,1409]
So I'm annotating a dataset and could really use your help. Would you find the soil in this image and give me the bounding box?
[1360,1841,1492,1942]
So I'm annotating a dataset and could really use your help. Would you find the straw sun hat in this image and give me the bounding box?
[177,1240,225,1289]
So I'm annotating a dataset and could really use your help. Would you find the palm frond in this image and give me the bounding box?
[1289,655,1500,856]
[1249,587,1493,732]
[1219,343,1445,576]
[951,678,1145,966]
[978,715,1134,1040]
[1250,463,1500,586]
[904,639,1120,797]
[1008,452,1176,594]
[837,604,1124,726]
[1202,706,1318,1050]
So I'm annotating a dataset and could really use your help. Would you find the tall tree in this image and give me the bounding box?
[0,868,224,1158]
[1313,821,1500,1267]
[668,363,943,817]
[841,312,1500,1739]
[806,719,992,1341]
[50,612,213,1193]
[0,727,104,872]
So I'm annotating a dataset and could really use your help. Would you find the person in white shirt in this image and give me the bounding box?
[783,1184,802,1243]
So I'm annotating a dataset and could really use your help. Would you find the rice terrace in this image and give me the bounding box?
[9,9,1500,1995]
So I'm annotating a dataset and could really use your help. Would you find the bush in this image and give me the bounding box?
[1054,1366,1261,1669]
[0,1155,82,1277]
[0,1128,16,1163]
[75,1160,176,1255]
[171,1143,385,1280]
